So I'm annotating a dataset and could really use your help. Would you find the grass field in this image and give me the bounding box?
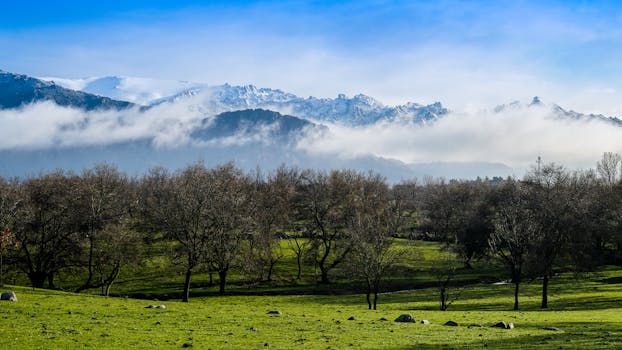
[1,267,621,349]
[8,239,501,299]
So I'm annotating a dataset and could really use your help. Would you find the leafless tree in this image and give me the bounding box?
[296,169,361,284]
[432,250,465,311]
[91,222,142,296]
[421,179,493,268]
[347,173,402,310]
[246,166,299,282]
[596,152,622,186]
[205,164,253,294]
[139,164,213,302]
[13,171,82,288]
[524,162,584,308]
[75,164,133,293]
[489,180,539,310]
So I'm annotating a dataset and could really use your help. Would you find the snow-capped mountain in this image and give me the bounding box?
[189,85,449,125]
[41,75,206,106]
[41,75,449,126]
[494,96,622,126]
[5,70,619,182]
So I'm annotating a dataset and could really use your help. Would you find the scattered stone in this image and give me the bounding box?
[468,323,483,328]
[347,316,356,321]
[444,321,458,327]
[420,320,430,325]
[492,321,515,329]
[1,291,17,302]
[379,317,389,321]
[264,343,269,347]
[394,314,415,323]
[267,310,282,315]
[542,327,564,332]
[145,305,155,309]
[492,321,508,329]
[155,305,166,309]
[181,343,192,348]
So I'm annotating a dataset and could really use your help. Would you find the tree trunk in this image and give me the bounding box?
[103,266,120,297]
[440,287,447,311]
[513,280,520,310]
[182,268,192,302]
[47,272,56,289]
[296,253,302,280]
[218,270,227,295]
[463,259,473,270]
[79,234,95,292]
[320,269,329,284]
[267,261,276,282]
[541,275,549,309]
[29,271,46,289]
[104,281,113,297]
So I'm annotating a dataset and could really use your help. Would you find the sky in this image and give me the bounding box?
[3,0,622,115]
[1,1,622,175]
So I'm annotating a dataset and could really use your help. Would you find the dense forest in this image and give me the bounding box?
[1,153,622,311]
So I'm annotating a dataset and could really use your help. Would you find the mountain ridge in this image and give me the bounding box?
[0,70,135,111]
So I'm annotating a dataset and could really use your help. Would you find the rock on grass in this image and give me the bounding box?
[394,314,415,323]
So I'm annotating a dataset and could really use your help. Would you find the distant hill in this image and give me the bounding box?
[0,70,134,110]
[191,109,324,142]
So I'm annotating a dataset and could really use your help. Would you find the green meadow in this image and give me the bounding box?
[1,240,621,349]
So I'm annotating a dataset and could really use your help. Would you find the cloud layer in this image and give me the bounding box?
[1,97,621,175]
[296,105,622,172]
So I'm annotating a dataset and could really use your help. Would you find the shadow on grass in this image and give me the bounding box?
[600,276,622,284]
[381,321,622,350]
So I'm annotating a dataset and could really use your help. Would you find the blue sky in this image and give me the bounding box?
[2,0,622,113]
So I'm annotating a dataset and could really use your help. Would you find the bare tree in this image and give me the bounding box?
[421,179,492,268]
[139,164,212,302]
[432,251,464,311]
[347,173,402,310]
[92,222,142,296]
[75,164,133,293]
[247,166,298,282]
[596,152,622,186]
[489,180,539,310]
[205,164,253,295]
[524,162,584,308]
[296,169,361,284]
[287,231,311,280]
[13,171,82,288]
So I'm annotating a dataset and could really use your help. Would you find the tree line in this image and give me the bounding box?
[0,153,621,310]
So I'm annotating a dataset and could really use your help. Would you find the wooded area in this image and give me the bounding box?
[1,153,622,310]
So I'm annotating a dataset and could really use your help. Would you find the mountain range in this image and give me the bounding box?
[1,70,620,181]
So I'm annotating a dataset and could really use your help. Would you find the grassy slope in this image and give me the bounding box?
[1,269,621,349]
[37,239,504,298]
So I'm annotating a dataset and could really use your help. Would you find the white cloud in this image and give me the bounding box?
[2,96,621,177]
[297,104,622,172]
